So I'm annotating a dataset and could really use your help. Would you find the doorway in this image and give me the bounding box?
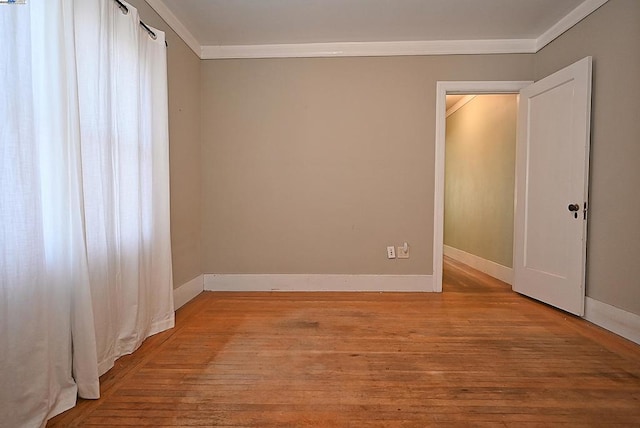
[443,93,518,289]
[432,81,532,292]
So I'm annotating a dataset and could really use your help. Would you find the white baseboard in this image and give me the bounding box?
[173,274,204,310]
[444,245,513,285]
[584,297,640,345]
[204,274,434,292]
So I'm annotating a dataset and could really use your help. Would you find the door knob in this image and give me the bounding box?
[568,203,581,219]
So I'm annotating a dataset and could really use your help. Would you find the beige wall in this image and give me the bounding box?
[129,1,202,288]
[135,0,639,316]
[534,0,640,315]
[201,55,533,274]
[444,95,517,268]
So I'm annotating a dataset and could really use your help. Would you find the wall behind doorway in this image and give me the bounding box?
[200,55,533,276]
[444,94,517,270]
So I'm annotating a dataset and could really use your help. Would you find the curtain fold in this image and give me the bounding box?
[0,1,174,426]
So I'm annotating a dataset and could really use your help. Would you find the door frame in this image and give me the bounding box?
[433,80,532,292]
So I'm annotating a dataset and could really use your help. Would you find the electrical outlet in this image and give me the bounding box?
[386,246,396,259]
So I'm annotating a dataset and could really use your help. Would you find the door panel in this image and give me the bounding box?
[514,57,592,316]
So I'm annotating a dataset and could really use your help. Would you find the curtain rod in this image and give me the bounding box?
[113,0,168,47]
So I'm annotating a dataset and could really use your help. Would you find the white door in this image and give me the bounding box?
[513,57,592,316]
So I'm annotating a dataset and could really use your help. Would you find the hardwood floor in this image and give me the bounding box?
[48,257,640,427]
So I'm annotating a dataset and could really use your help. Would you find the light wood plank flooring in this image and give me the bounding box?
[48,257,640,427]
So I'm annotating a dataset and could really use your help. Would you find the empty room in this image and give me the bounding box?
[1,0,639,427]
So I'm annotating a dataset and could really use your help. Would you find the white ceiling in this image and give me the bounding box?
[143,0,609,58]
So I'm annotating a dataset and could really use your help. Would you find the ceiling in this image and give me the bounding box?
[143,0,609,58]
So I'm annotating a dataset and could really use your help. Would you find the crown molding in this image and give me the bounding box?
[536,0,609,51]
[446,95,476,118]
[144,0,201,57]
[146,0,608,60]
[200,39,537,60]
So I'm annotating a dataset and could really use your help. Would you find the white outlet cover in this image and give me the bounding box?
[387,246,396,259]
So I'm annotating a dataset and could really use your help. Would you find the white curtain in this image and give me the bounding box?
[0,1,174,426]
[74,0,174,376]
